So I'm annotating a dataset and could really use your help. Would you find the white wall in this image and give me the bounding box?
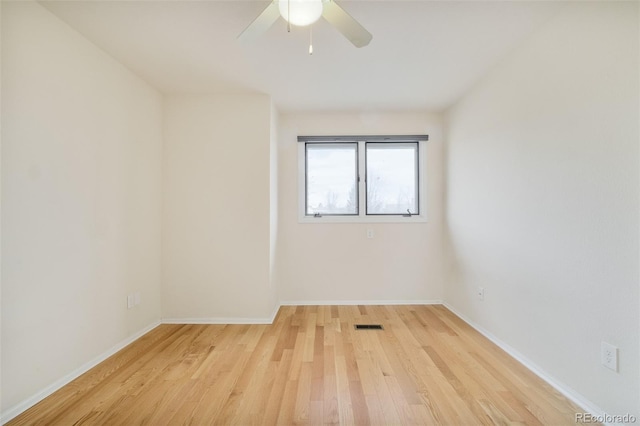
[445,1,639,417]
[1,1,163,415]
[277,112,445,303]
[162,94,277,321]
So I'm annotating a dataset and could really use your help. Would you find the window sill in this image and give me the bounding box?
[298,214,428,224]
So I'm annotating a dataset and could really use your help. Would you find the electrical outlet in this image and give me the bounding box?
[366,229,374,239]
[477,287,485,301]
[601,342,618,372]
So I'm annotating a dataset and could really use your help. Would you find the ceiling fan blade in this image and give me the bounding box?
[322,0,372,48]
[238,1,280,41]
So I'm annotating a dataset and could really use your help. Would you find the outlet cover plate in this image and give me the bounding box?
[477,287,485,301]
[601,342,618,372]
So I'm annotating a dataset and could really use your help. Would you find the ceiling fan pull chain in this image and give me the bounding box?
[287,0,291,32]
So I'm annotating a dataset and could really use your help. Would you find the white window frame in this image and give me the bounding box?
[298,136,428,223]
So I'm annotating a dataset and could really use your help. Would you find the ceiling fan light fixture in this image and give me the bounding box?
[278,0,323,27]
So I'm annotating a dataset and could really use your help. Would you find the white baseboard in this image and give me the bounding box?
[1,320,161,425]
[163,303,281,325]
[442,302,607,423]
[268,303,281,323]
[160,301,442,324]
[279,299,443,306]
[160,300,444,324]
[162,317,273,325]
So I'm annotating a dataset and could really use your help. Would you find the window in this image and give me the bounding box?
[366,143,418,215]
[298,135,428,223]
[306,143,358,216]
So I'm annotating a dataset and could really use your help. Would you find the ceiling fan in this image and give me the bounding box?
[238,0,372,48]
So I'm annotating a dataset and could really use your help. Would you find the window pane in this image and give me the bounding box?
[366,143,418,215]
[306,143,358,215]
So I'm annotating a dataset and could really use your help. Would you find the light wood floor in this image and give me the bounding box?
[9,305,583,425]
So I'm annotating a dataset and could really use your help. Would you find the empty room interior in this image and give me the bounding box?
[1,0,639,424]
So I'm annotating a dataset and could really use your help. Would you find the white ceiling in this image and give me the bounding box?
[40,0,566,112]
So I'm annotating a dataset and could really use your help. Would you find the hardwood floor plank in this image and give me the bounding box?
[302,313,317,363]
[293,362,313,424]
[323,345,340,425]
[362,394,387,426]
[262,350,293,425]
[218,333,276,424]
[8,305,586,426]
[275,379,298,425]
[308,401,323,425]
[334,355,355,425]
[310,326,324,402]
[424,345,493,425]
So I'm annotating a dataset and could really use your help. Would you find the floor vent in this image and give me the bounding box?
[354,324,384,330]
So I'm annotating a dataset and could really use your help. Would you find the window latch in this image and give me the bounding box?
[403,209,413,217]
[314,213,322,218]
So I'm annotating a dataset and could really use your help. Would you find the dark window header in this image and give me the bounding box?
[297,135,428,143]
